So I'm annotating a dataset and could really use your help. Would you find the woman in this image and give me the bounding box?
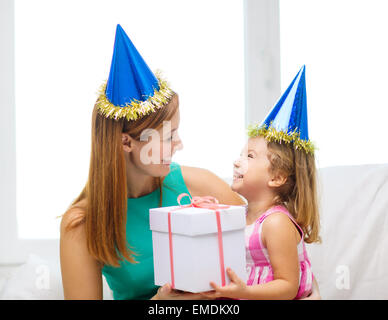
[60,24,320,300]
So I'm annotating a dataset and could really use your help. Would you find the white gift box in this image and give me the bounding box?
[149,205,247,293]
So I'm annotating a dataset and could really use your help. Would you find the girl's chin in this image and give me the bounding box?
[231,179,243,192]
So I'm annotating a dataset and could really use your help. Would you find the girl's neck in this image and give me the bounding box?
[246,193,278,224]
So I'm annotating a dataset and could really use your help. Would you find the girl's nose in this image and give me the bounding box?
[233,158,240,168]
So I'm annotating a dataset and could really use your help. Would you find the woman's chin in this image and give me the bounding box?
[158,162,172,176]
[142,162,171,178]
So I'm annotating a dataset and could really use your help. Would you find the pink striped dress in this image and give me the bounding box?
[245,205,313,299]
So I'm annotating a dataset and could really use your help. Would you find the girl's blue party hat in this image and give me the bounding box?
[248,65,315,154]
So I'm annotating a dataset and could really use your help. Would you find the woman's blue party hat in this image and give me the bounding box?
[248,65,315,154]
[96,24,174,121]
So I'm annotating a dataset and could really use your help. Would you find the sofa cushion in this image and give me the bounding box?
[307,164,388,299]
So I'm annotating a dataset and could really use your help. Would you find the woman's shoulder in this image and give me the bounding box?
[180,165,245,205]
[180,165,215,183]
[180,165,223,194]
[60,199,87,237]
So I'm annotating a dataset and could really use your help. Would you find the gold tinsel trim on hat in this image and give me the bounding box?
[96,71,174,121]
[247,123,316,155]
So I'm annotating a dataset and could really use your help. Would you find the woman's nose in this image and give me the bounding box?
[173,135,183,153]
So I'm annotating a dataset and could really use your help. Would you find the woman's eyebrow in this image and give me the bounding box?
[164,128,177,135]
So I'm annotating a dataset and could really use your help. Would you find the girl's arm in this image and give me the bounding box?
[247,212,300,299]
[203,212,300,300]
[300,277,321,300]
[60,208,103,300]
[181,166,246,205]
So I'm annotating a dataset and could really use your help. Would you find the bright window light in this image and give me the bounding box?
[280,0,388,168]
[15,0,244,239]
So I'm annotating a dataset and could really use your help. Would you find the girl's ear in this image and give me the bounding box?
[122,133,134,153]
[268,172,287,188]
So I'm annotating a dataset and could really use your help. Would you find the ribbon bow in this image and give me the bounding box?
[177,193,230,210]
[167,193,230,289]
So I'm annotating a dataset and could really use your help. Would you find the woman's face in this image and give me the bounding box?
[128,108,183,177]
[231,137,273,199]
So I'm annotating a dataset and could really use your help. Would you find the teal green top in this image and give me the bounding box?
[102,162,191,300]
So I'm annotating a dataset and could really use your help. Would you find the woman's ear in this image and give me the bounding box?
[268,172,287,188]
[122,133,134,153]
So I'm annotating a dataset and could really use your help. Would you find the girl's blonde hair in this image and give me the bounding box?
[63,94,179,267]
[266,141,321,244]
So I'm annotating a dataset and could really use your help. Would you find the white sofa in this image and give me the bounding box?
[307,163,388,299]
[1,163,387,299]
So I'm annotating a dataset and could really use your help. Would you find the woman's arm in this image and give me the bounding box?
[60,208,103,300]
[181,166,245,205]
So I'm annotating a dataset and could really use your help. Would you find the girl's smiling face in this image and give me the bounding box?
[232,137,273,200]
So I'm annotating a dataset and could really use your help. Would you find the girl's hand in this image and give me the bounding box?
[152,283,213,300]
[202,268,247,300]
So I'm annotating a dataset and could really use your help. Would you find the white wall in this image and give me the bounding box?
[0,0,18,263]
[279,0,388,168]
[0,0,59,266]
[244,0,280,125]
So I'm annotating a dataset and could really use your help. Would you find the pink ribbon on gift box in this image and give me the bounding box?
[167,193,230,289]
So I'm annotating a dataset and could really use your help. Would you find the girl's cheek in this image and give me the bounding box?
[240,158,249,175]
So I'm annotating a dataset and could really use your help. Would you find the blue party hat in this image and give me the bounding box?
[248,65,315,154]
[96,24,174,121]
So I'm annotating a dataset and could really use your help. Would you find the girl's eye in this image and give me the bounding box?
[248,153,254,158]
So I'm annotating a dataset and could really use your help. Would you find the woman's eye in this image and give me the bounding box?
[164,134,173,141]
[248,154,254,158]
[165,131,178,142]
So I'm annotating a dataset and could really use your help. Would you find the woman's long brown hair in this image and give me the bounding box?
[64,94,179,267]
[266,141,321,244]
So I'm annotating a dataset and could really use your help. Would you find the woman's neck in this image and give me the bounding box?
[125,163,159,199]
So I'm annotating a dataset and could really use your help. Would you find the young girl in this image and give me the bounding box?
[204,65,320,300]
